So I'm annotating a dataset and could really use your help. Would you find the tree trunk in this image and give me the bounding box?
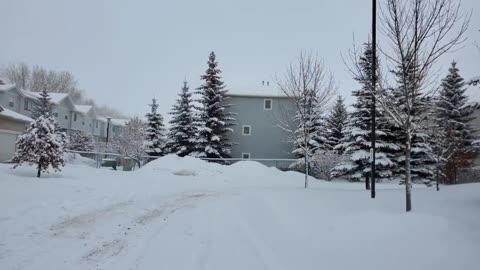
[365,175,370,190]
[435,158,440,191]
[453,163,457,184]
[405,132,412,212]
[37,164,41,178]
[304,155,309,189]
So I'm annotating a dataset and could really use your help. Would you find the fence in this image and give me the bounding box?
[65,150,297,171]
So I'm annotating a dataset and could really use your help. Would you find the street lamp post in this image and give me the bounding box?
[371,0,377,199]
[106,117,111,147]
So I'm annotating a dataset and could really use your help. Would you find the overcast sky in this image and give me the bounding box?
[1,0,478,120]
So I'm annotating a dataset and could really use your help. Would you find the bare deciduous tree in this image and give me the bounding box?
[276,52,337,188]
[113,117,147,168]
[375,0,470,211]
[1,63,82,101]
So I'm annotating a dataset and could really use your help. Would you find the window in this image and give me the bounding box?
[264,99,272,110]
[64,115,68,120]
[8,97,14,108]
[96,121,98,128]
[89,123,91,127]
[24,100,29,110]
[82,121,85,126]
[73,113,77,122]
[242,125,251,135]
[242,153,251,159]
[54,112,58,117]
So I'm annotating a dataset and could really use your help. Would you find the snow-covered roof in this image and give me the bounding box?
[111,118,128,126]
[20,90,69,104]
[75,105,93,114]
[227,86,288,98]
[0,83,16,92]
[0,106,33,123]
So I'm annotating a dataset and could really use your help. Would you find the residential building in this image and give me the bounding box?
[0,104,32,162]
[224,90,296,164]
[0,79,127,161]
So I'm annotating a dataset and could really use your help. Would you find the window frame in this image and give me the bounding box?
[73,113,77,122]
[242,125,252,136]
[264,99,272,110]
[8,97,14,108]
[24,99,29,111]
[241,153,251,159]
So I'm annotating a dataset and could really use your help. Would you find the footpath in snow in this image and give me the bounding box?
[0,155,479,270]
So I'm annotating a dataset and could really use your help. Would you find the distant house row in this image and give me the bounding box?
[0,79,127,162]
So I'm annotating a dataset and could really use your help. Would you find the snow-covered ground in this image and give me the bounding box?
[1,155,479,270]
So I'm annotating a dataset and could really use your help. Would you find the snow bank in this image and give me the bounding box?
[141,154,225,177]
[64,153,97,167]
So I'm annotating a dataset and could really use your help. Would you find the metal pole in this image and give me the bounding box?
[371,0,377,199]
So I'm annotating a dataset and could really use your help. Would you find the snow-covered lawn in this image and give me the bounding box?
[1,155,479,270]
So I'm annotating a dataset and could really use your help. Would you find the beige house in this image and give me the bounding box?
[0,105,32,162]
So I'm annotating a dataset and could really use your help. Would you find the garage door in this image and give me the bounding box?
[0,132,18,162]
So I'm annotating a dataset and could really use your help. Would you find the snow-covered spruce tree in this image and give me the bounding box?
[334,43,399,184]
[276,52,336,188]
[145,98,166,157]
[32,89,54,119]
[114,117,147,168]
[390,59,436,186]
[435,61,477,184]
[167,81,197,157]
[290,88,327,172]
[324,95,348,152]
[12,90,67,177]
[67,130,95,152]
[194,51,235,159]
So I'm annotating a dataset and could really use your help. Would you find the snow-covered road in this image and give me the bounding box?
[1,156,480,270]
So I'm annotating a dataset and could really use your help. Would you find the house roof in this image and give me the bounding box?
[111,118,128,126]
[21,90,70,104]
[75,105,93,114]
[0,83,16,92]
[226,87,288,98]
[0,105,33,123]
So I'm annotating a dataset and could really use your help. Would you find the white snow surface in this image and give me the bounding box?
[21,90,69,104]
[1,154,480,270]
[74,105,93,114]
[0,106,33,122]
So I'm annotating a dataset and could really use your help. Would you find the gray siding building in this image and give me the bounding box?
[225,93,296,161]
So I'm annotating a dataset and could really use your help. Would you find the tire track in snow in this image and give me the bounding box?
[82,191,219,269]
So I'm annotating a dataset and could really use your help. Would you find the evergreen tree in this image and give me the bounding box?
[334,43,400,182]
[435,61,477,184]
[194,51,235,159]
[32,89,54,119]
[324,95,348,152]
[67,130,95,152]
[390,56,436,185]
[12,90,67,177]
[167,81,197,157]
[145,98,166,156]
[290,88,327,171]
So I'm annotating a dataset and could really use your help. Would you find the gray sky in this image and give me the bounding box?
[1,0,478,120]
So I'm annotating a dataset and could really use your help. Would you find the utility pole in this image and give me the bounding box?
[370,0,377,199]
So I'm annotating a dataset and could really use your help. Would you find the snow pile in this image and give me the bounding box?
[64,153,97,167]
[141,154,225,177]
